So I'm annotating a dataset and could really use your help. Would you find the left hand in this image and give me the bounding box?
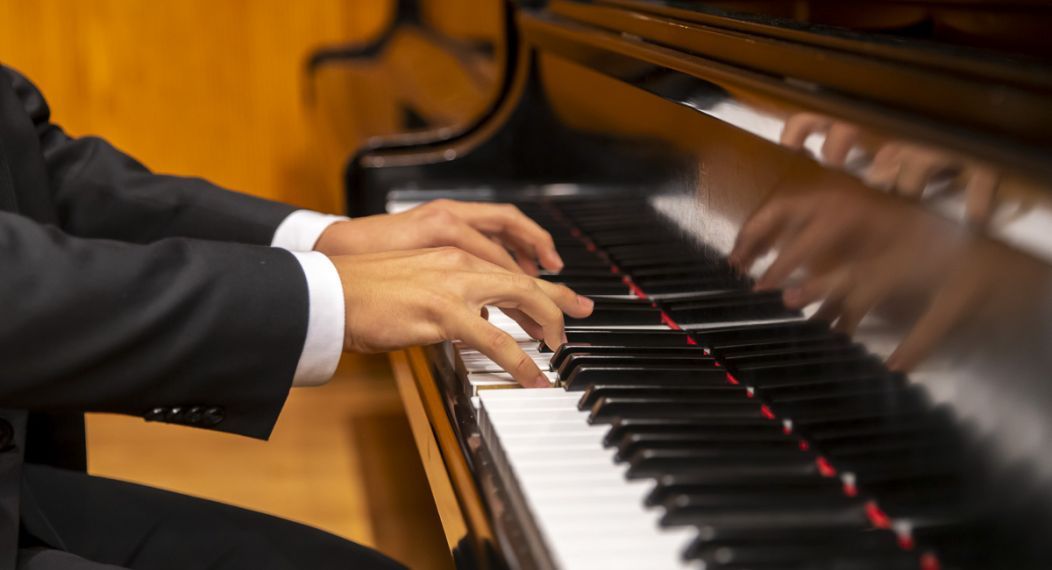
[313,199,564,276]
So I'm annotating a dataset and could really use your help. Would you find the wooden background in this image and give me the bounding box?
[0,0,385,211]
[0,2,452,568]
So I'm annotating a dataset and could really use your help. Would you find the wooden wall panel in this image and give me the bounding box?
[0,0,391,211]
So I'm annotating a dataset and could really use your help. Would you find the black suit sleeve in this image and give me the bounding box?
[0,211,308,439]
[2,66,297,245]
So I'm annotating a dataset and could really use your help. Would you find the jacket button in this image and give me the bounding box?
[202,407,225,426]
[0,419,14,452]
[187,406,205,425]
[166,407,185,422]
[144,407,166,422]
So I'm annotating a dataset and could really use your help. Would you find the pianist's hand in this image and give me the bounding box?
[314,199,564,276]
[331,247,594,387]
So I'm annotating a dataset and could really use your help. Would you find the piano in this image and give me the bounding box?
[329,1,1052,568]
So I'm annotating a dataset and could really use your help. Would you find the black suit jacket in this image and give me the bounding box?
[0,66,312,564]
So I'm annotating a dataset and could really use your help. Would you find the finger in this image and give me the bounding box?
[811,281,849,324]
[886,279,978,372]
[446,223,522,274]
[481,274,568,352]
[534,279,595,318]
[821,122,860,167]
[456,314,548,387]
[780,113,831,149]
[510,243,541,276]
[463,203,564,273]
[756,222,843,290]
[730,197,796,270]
[782,270,845,310]
[895,155,940,198]
[865,144,903,191]
[502,307,544,341]
[963,167,999,226]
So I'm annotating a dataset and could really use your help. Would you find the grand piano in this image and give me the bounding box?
[316,1,1052,568]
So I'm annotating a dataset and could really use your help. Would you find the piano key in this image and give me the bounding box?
[578,384,746,410]
[557,353,716,379]
[478,389,696,569]
[562,365,728,391]
[545,329,693,351]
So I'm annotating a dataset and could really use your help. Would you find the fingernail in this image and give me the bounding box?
[534,374,550,388]
[578,295,595,311]
[551,252,565,272]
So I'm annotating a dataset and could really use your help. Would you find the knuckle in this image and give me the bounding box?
[488,329,512,352]
[514,353,534,373]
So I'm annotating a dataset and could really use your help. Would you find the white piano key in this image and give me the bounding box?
[479,389,694,569]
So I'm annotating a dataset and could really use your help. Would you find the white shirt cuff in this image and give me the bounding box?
[287,251,345,387]
[271,210,350,252]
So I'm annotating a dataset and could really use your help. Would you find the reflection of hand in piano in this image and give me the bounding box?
[780,112,1001,226]
[314,199,565,275]
[730,182,1035,370]
[331,246,593,386]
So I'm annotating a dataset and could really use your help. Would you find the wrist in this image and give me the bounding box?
[313,220,356,256]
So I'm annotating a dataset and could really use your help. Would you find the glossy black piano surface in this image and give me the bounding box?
[333,1,1052,568]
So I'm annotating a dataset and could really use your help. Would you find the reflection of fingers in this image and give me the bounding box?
[865,144,903,190]
[963,168,999,226]
[821,122,860,167]
[731,198,794,269]
[812,277,850,323]
[757,223,842,289]
[480,306,489,320]
[896,156,940,197]
[782,271,844,309]
[780,113,831,149]
[458,315,547,387]
[886,279,977,372]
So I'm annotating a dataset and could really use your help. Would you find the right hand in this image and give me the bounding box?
[330,247,595,387]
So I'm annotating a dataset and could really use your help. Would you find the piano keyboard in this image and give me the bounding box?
[452,199,987,570]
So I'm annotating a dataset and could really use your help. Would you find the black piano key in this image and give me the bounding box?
[688,536,920,570]
[732,355,887,384]
[646,472,839,506]
[550,343,706,370]
[756,376,908,402]
[722,344,865,367]
[577,384,744,411]
[668,293,801,324]
[613,428,798,462]
[626,447,816,480]
[565,306,664,327]
[556,353,715,379]
[713,336,852,359]
[548,280,633,296]
[767,389,931,421]
[603,417,786,448]
[562,365,727,391]
[614,429,791,464]
[539,329,692,353]
[690,320,834,348]
[589,396,767,423]
[660,492,869,529]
